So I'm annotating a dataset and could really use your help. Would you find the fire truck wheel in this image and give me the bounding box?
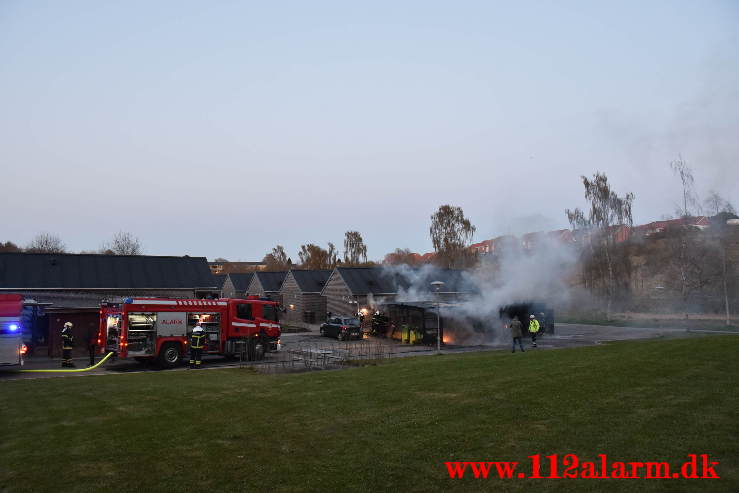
[245,339,256,361]
[159,343,182,368]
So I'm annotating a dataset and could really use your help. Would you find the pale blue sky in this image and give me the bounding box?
[1,1,737,261]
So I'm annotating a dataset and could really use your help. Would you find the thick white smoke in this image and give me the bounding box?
[380,235,579,344]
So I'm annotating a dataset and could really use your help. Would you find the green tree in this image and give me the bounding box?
[343,231,368,265]
[566,172,635,319]
[429,205,476,269]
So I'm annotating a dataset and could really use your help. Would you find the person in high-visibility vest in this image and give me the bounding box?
[528,314,540,348]
[189,325,207,369]
[61,322,75,367]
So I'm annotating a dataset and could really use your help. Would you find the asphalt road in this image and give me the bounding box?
[1,323,734,381]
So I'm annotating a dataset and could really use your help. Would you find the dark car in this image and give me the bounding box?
[320,317,362,341]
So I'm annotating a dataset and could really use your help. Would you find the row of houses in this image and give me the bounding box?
[214,267,475,326]
[0,252,474,355]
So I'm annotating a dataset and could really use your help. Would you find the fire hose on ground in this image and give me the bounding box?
[16,351,115,373]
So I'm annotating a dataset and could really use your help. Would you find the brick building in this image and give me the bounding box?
[221,273,254,299]
[321,267,475,317]
[279,270,332,325]
[246,271,287,303]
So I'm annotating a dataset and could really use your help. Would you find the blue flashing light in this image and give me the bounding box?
[8,324,19,332]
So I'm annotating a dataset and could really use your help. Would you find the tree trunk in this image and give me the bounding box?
[723,244,730,326]
[604,238,614,321]
[680,234,688,317]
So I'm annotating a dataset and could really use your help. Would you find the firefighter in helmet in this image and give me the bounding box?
[189,323,207,369]
[528,314,540,348]
[61,322,75,367]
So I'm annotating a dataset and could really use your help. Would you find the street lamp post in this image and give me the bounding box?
[430,281,445,354]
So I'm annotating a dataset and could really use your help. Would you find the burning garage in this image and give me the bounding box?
[372,300,554,346]
[320,266,476,320]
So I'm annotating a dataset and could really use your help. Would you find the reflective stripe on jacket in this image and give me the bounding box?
[528,319,540,333]
[62,332,74,349]
[190,333,207,349]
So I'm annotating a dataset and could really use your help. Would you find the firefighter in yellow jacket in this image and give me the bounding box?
[189,324,207,369]
[528,314,540,348]
[61,322,75,367]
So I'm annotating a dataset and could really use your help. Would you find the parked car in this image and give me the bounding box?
[320,317,362,341]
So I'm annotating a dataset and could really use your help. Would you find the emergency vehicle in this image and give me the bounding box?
[0,294,27,366]
[99,296,281,368]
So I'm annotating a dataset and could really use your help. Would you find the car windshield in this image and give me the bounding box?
[342,318,360,326]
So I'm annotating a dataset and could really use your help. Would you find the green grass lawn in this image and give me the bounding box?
[1,336,737,492]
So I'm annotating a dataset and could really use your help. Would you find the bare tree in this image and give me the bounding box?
[26,233,66,253]
[343,231,368,265]
[670,156,701,218]
[104,231,142,255]
[298,243,338,270]
[263,245,290,271]
[566,172,635,319]
[703,190,736,216]
[662,226,720,309]
[213,257,229,262]
[708,214,739,326]
[429,205,476,269]
[701,191,737,324]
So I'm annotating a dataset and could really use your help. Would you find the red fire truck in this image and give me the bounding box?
[99,297,281,368]
[0,294,27,366]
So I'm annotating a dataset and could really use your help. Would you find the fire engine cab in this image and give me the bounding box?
[99,297,281,368]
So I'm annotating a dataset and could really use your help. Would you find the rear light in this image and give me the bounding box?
[19,344,28,355]
[341,326,347,330]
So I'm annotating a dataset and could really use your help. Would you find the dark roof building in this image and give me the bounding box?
[221,273,254,299]
[320,267,475,317]
[246,271,287,302]
[0,253,216,293]
[288,270,332,293]
[280,270,331,326]
[211,274,227,291]
[0,252,218,358]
